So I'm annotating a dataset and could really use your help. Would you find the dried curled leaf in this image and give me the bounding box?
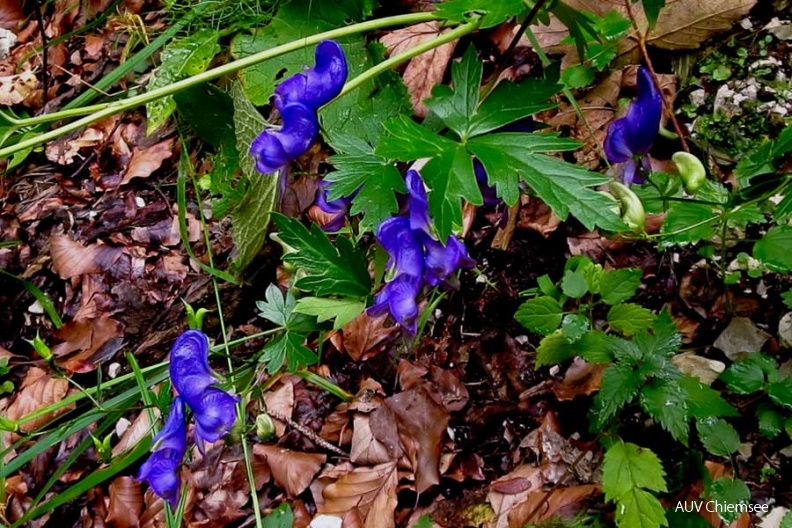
[5,367,74,439]
[106,476,144,528]
[320,462,398,528]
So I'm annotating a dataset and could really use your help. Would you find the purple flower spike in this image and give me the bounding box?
[192,388,240,455]
[604,66,662,184]
[250,104,319,174]
[274,41,348,112]
[138,398,187,509]
[405,170,432,238]
[424,236,475,287]
[370,275,422,335]
[377,216,424,279]
[169,330,216,401]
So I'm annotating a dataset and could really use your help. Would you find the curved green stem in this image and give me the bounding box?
[0,11,439,159]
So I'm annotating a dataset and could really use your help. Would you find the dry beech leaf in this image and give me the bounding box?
[506,484,600,528]
[255,444,325,498]
[320,462,398,528]
[0,70,37,106]
[106,476,144,528]
[5,367,74,439]
[121,139,174,185]
[139,489,166,528]
[339,311,394,362]
[113,410,156,457]
[380,21,458,117]
[0,0,25,29]
[263,380,295,437]
[351,413,401,466]
[487,465,545,528]
[52,315,124,373]
[50,235,123,279]
[553,359,605,401]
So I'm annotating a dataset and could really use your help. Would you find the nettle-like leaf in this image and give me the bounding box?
[641,379,689,444]
[720,353,776,394]
[707,478,750,525]
[755,225,792,271]
[602,442,668,528]
[660,201,719,247]
[593,362,644,426]
[757,403,785,439]
[273,214,371,298]
[514,296,564,336]
[535,329,610,368]
[696,418,740,457]
[679,375,739,419]
[434,0,526,28]
[599,268,642,305]
[607,303,655,336]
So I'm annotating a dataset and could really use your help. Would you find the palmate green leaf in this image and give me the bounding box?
[256,284,295,327]
[231,82,279,273]
[273,214,371,297]
[469,134,626,231]
[599,268,642,305]
[696,418,739,457]
[514,296,564,335]
[260,331,318,374]
[469,78,559,136]
[593,362,643,426]
[434,0,526,28]
[640,0,666,28]
[641,379,689,444]
[146,29,221,134]
[755,226,792,271]
[325,134,406,231]
[425,46,481,139]
[602,442,667,501]
[679,375,739,419]
[707,478,750,524]
[293,297,366,330]
[607,303,655,336]
[376,115,459,160]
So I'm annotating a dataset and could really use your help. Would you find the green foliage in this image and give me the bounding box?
[273,214,371,297]
[0,356,12,395]
[146,29,221,134]
[230,82,279,273]
[375,47,624,238]
[293,297,365,330]
[695,418,740,457]
[754,226,792,271]
[640,0,666,27]
[706,478,751,524]
[606,303,655,336]
[514,297,564,335]
[434,0,526,28]
[602,442,668,528]
[262,502,294,528]
[257,285,319,373]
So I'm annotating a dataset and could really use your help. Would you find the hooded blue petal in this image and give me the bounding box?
[137,449,183,509]
[423,236,475,287]
[604,66,662,165]
[250,104,319,174]
[191,387,239,455]
[169,330,216,402]
[153,397,187,453]
[405,170,432,238]
[377,216,424,278]
[369,274,422,335]
[274,41,348,112]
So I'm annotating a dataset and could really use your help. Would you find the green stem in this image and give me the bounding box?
[0,11,438,159]
[296,370,354,402]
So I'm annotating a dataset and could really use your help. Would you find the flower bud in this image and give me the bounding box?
[672,152,706,194]
[610,181,646,232]
[255,413,276,441]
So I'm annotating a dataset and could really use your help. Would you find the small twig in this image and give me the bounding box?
[33,0,49,105]
[624,0,689,153]
[267,409,350,457]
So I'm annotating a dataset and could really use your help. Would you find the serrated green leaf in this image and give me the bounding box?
[599,268,642,305]
[423,144,482,239]
[425,46,481,138]
[630,310,680,360]
[727,205,764,229]
[515,296,564,335]
[679,375,739,419]
[468,77,558,137]
[561,314,589,343]
[757,403,785,438]
[535,331,575,367]
[147,29,220,134]
[602,442,667,501]
[755,226,792,271]
[720,358,767,394]
[586,42,618,71]
[768,377,792,409]
[641,380,689,444]
[607,303,655,336]
[263,503,294,528]
[376,115,458,160]
[231,82,279,273]
[579,330,616,364]
[434,0,526,28]
[256,284,294,327]
[696,418,739,457]
[260,331,318,374]
[664,510,714,528]
[562,64,595,89]
[325,134,405,231]
[708,478,750,524]
[660,201,719,246]
[273,214,371,297]
[641,0,666,27]
[615,488,668,528]
[561,269,588,299]
[468,133,626,231]
[593,363,643,426]
[293,297,365,330]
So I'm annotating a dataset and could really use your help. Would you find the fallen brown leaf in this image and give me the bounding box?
[337,311,394,362]
[106,476,144,528]
[0,0,24,29]
[553,358,604,401]
[352,412,402,466]
[255,444,325,498]
[380,21,458,117]
[263,380,295,437]
[52,315,124,373]
[121,138,174,185]
[319,462,398,528]
[487,465,545,528]
[113,410,155,457]
[0,70,37,106]
[50,235,123,279]
[506,484,600,528]
[5,367,74,439]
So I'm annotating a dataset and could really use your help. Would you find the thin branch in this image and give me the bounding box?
[33,0,49,104]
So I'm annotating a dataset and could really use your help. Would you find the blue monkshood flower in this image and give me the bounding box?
[370,170,474,334]
[250,40,348,175]
[273,41,348,112]
[137,397,187,509]
[315,180,357,232]
[604,66,662,185]
[169,330,239,454]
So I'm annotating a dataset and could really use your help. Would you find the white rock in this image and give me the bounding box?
[115,417,132,438]
[0,28,16,60]
[689,89,707,107]
[672,352,725,385]
[714,317,770,361]
[759,507,789,528]
[28,300,44,314]
[310,515,343,528]
[778,313,792,349]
